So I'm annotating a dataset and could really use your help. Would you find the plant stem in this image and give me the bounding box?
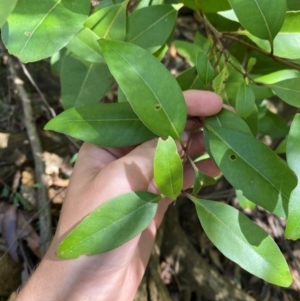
[223,34,300,71]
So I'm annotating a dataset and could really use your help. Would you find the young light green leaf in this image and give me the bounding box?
[1,0,90,62]
[0,0,18,28]
[61,55,113,109]
[269,78,300,108]
[196,53,214,86]
[204,121,297,218]
[255,69,300,85]
[44,102,156,147]
[235,83,255,118]
[126,5,177,53]
[57,191,161,258]
[285,114,300,240]
[191,197,292,287]
[154,137,183,200]
[241,12,300,59]
[246,58,257,73]
[236,189,256,210]
[85,2,127,40]
[66,27,104,63]
[212,65,229,96]
[176,67,205,91]
[227,0,286,41]
[100,40,187,140]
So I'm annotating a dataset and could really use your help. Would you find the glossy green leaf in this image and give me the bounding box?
[1,0,90,63]
[66,28,104,63]
[227,0,286,41]
[236,189,256,210]
[255,69,300,85]
[242,12,300,59]
[95,0,124,10]
[154,137,183,200]
[191,197,292,287]
[204,118,297,218]
[287,0,300,10]
[57,191,161,258]
[285,114,300,240]
[173,40,205,66]
[246,58,257,73]
[85,2,127,41]
[235,83,255,118]
[118,86,127,103]
[100,40,187,140]
[61,55,113,109]
[44,102,157,147]
[176,67,205,91]
[269,78,300,108]
[126,5,177,53]
[0,0,18,28]
[196,53,214,86]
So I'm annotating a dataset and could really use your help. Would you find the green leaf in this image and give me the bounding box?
[255,69,300,85]
[44,102,157,147]
[57,191,161,258]
[191,197,292,287]
[236,189,256,210]
[126,5,177,53]
[196,53,214,86]
[183,0,231,12]
[50,48,67,76]
[173,40,206,66]
[227,0,286,41]
[61,55,113,109]
[243,103,259,136]
[235,83,255,118]
[100,40,187,140]
[275,139,287,155]
[269,78,300,108]
[154,137,183,200]
[176,67,205,91]
[242,12,300,59]
[85,2,127,40]
[204,118,297,218]
[205,109,253,136]
[258,109,289,138]
[0,0,18,28]
[285,114,300,240]
[1,0,90,63]
[66,27,104,63]
[212,65,229,96]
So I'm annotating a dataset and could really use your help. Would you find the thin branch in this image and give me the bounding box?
[18,60,80,151]
[7,57,52,256]
[223,34,300,71]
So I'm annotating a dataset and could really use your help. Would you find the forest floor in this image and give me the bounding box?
[1,13,300,301]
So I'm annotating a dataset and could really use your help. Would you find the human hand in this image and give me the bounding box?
[16,90,223,301]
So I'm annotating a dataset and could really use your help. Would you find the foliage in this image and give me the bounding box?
[2,0,300,287]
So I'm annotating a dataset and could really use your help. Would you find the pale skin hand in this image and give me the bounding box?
[16,90,223,301]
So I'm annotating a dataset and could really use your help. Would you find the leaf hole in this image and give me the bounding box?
[230,154,237,161]
[155,104,161,110]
